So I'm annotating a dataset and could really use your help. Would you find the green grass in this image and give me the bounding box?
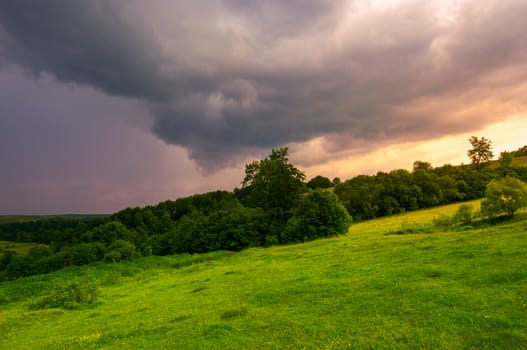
[483,155,527,169]
[512,155,527,167]
[1,203,527,349]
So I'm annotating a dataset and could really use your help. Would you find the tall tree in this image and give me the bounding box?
[467,136,494,171]
[239,148,305,241]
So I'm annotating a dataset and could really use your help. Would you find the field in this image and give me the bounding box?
[512,155,527,167]
[1,202,526,349]
[484,155,527,169]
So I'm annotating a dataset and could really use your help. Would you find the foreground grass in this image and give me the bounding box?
[1,203,526,349]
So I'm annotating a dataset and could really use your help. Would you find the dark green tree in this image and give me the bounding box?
[283,190,351,243]
[467,136,494,171]
[239,148,305,240]
[307,175,332,189]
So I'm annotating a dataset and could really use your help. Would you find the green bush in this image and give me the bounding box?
[30,280,100,310]
[283,190,352,243]
[104,239,138,262]
[481,177,527,218]
[453,204,473,225]
[432,214,454,230]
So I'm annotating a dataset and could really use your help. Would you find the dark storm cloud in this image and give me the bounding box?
[0,0,170,100]
[1,0,527,169]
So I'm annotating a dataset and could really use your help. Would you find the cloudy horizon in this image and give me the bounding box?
[1,0,526,214]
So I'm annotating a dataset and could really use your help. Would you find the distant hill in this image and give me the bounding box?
[0,214,109,224]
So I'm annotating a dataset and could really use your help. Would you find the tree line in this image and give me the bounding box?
[1,140,527,280]
[0,148,350,280]
[333,163,527,221]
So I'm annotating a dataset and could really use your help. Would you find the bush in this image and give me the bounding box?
[283,190,352,243]
[30,280,100,310]
[396,220,434,234]
[432,214,454,230]
[104,239,138,262]
[453,204,473,225]
[83,221,135,244]
[481,177,527,218]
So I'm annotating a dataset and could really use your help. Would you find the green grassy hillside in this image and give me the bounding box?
[484,155,527,169]
[1,202,526,349]
[512,155,527,167]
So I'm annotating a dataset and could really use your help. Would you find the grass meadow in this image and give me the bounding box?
[1,201,526,349]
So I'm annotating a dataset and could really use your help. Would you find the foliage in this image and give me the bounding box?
[169,205,268,253]
[30,279,100,310]
[499,151,514,168]
[413,160,432,172]
[512,145,527,157]
[307,175,333,189]
[467,136,494,171]
[332,177,342,186]
[104,240,138,262]
[453,203,474,225]
[238,148,305,240]
[82,221,135,245]
[2,203,527,349]
[481,177,527,218]
[283,190,351,242]
[2,146,527,280]
[332,163,522,221]
[432,213,455,230]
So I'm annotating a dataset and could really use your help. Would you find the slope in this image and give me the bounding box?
[1,202,526,349]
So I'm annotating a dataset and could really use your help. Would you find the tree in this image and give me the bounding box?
[481,177,527,218]
[239,148,305,241]
[413,161,432,172]
[307,175,332,189]
[467,136,493,171]
[283,190,351,243]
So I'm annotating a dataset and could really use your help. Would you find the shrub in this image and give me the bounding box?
[432,214,454,230]
[104,239,138,262]
[481,177,527,218]
[283,190,352,243]
[396,220,434,234]
[70,242,106,265]
[453,204,473,225]
[30,280,100,310]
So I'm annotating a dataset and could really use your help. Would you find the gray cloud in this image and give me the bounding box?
[1,0,526,170]
[0,0,170,100]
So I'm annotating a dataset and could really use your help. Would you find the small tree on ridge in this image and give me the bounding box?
[467,136,493,171]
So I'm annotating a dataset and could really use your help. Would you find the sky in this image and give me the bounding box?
[1,0,526,214]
